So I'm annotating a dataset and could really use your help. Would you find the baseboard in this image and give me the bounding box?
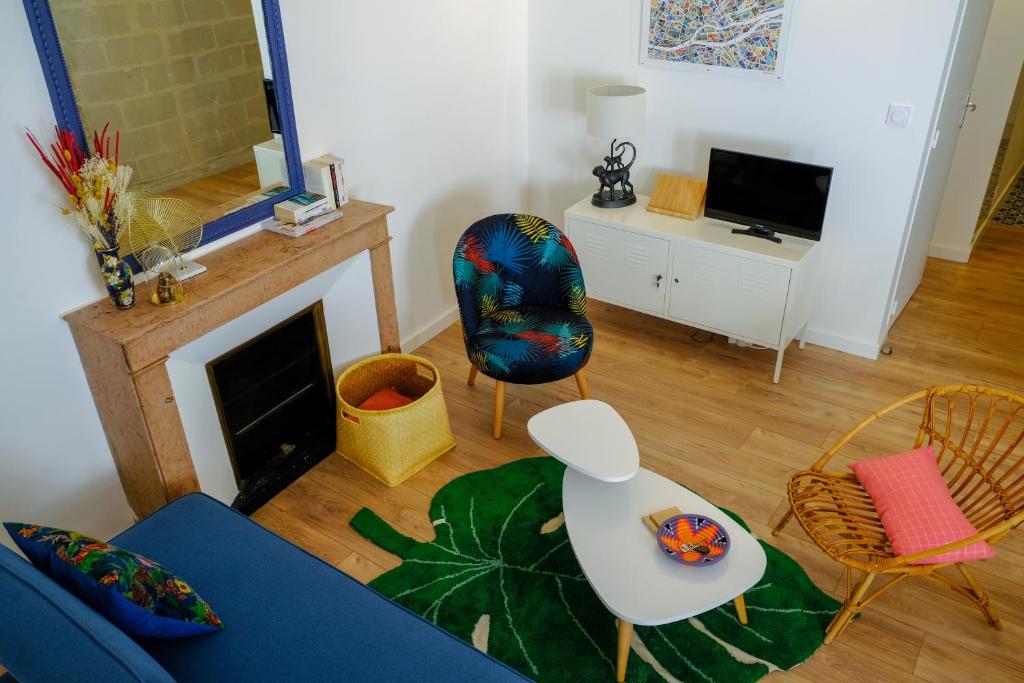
[802,326,880,360]
[404,307,880,360]
[967,161,1021,253]
[932,158,1024,263]
[927,242,971,263]
[403,305,459,352]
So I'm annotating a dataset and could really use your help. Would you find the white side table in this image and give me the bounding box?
[527,400,639,482]
[528,400,767,682]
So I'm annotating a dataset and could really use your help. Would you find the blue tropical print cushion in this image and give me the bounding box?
[453,214,593,384]
[4,522,223,639]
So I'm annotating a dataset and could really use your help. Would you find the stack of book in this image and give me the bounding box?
[302,155,348,210]
[273,191,331,224]
[262,207,342,238]
[263,154,349,238]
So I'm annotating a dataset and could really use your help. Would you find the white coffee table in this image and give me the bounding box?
[528,400,767,682]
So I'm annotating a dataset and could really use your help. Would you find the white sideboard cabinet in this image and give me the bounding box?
[565,195,821,383]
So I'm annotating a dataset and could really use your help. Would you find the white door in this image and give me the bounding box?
[569,220,670,315]
[929,1,1024,262]
[668,242,791,347]
[887,0,993,329]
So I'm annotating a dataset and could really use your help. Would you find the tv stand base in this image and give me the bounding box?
[731,225,782,244]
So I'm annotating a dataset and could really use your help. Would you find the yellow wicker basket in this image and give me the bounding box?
[335,353,455,487]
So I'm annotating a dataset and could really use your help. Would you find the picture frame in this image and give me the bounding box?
[639,0,795,80]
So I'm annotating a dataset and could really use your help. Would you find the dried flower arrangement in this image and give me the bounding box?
[27,123,137,308]
[27,124,132,250]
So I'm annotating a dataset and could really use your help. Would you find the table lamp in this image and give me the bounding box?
[587,85,646,208]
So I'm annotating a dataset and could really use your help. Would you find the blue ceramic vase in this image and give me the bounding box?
[93,245,135,309]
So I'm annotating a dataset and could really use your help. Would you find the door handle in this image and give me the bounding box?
[655,274,663,288]
[960,97,977,128]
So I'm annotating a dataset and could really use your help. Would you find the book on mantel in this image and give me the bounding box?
[303,155,348,209]
[262,208,343,238]
[273,191,331,224]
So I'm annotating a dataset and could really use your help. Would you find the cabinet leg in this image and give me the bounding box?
[773,346,785,384]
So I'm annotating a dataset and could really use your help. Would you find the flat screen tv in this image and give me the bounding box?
[705,148,833,242]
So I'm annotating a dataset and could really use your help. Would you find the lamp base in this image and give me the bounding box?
[592,189,637,208]
[591,139,638,209]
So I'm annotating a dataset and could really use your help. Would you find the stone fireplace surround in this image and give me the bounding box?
[169,260,375,509]
[63,201,399,520]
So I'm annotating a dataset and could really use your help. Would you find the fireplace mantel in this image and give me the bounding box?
[64,200,400,519]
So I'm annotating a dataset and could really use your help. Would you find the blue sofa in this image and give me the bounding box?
[0,493,530,682]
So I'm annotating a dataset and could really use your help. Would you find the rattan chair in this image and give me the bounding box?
[773,385,1024,644]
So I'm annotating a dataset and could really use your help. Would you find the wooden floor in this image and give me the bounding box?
[159,160,263,224]
[254,221,1024,683]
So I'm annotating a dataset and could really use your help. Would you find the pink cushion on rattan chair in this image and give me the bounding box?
[849,445,995,565]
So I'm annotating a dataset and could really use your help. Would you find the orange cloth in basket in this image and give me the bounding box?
[358,387,414,411]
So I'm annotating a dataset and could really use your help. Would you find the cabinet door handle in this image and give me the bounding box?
[674,278,679,283]
[655,274,663,288]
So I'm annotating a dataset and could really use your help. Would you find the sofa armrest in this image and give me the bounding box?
[0,545,174,683]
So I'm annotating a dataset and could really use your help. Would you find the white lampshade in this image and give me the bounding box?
[587,85,647,140]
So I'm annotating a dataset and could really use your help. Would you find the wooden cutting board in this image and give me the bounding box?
[647,174,707,220]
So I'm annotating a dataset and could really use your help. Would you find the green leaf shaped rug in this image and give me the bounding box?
[351,457,839,682]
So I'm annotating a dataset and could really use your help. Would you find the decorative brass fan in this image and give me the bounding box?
[126,196,207,306]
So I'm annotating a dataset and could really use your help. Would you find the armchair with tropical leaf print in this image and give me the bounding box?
[453,214,594,438]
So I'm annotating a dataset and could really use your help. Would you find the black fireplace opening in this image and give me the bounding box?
[207,302,336,515]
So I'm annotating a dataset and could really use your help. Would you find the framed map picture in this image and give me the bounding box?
[641,0,794,79]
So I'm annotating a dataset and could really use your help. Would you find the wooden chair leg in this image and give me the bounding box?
[771,508,794,536]
[468,365,478,386]
[824,571,875,644]
[493,381,506,439]
[957,563,1002,630]
[734,594,748,624]
[574,370,591,400]
[616,619,633,683]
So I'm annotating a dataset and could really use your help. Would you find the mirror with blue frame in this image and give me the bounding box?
[23,0,304,248]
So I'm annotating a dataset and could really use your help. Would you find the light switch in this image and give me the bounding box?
[886,104,913,128]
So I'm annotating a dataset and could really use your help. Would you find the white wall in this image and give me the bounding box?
[996,70,1024,196]
[930,0,1024,262]
[280,0,529,348]
[526,0,960,358]
[0,13,134,551]
[0,1,528,550]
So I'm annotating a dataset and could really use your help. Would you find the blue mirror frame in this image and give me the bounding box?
[22,0,305,247]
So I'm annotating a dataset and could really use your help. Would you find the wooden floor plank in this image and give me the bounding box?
[253,220,1024,680]
[914,633,1023,683]
[250,501,357,569]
